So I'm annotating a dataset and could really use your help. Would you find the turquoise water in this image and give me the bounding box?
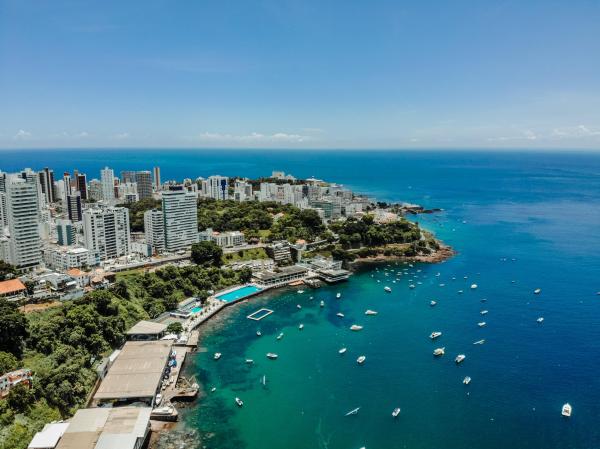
[191,306,203,314]
[217,285,263,302]
[1,149,599,448]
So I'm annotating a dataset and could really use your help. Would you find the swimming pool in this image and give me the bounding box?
[216,285,262,302]
[191,306,202,314]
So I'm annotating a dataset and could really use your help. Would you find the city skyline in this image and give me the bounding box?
[1,0,600,150]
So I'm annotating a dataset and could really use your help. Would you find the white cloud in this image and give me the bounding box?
[113,132,130,140]
[13,129,32,140]
[551,125,600,139]
[196,131,309,144]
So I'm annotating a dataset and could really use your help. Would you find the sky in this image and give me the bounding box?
[1,0,600,150]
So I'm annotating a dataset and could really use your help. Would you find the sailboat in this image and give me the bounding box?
[345,407,360,416]
[261,375,266,386]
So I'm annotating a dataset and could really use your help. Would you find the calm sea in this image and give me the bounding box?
[2,149,600,449]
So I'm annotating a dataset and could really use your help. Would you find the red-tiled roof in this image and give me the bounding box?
[0,279,26,295]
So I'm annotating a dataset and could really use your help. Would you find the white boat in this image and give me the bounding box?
[235,397,244,407]
[480,310,488,315]
[471,284,478,289]
[261,375,266,386]
[277,332,284,340]
[320,300,325,307]
[409,284,416,289]
[478,322,486,327]
[210,387,217,392]
[245,359,254,364]
[336,312,345,318]
[298,323,304,330]
[430,331,442,340]
[345,407,360,416]
[266,352,278,360]
[463,376,471,385]
[357,355,366,364]
[297,290,304,294]
[339,347,347,354]
[534,288,542,295]
[392,407,401,418]
[350,324,363,331]
[365,310,378,315]
[473,339,485,345]
[256,330,262,336]
[561,403,572,417]
[433,347,445,356]
[214,352,222,360]
[297,304,302,309]
[430,300,437,306]
[384,286,392,292]
[457,290,464,294]
[336,293,342,298]
[455,354,466,364]
[537,317,544,323]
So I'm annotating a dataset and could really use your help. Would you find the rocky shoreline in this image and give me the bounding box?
[350,242,455,267]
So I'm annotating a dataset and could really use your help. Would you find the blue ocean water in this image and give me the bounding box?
[2,149,600,448]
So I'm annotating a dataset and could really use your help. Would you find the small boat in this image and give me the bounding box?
[471,284,478,290]
[339,347,347,354]
[478,322,487,327]
[455,354,466,364]
[210,387,217,392]
[365,310,378,316]
[457,290,464,294]
[384,286,392,292]
[261,375,266,386]
[266,352,278,360]
[439,283,445,287]
[534,288,542,295]
[392,407,401,418]
[214,352,222,360]
[298,323,304,330]
[336,312,345,318]
[245,359,254,364]
[537,317,544,323]
[561,403,572,417]
[345,407,360,416]
[256,330,262,336]
[433,347,445,356]
[297,290,304,294]
[430,331,442,340]
[277,332,284,340]
[350,324,363,331]
[473,339,485,345]
[480,310,488,315]
[320,300,325,307]
[463,376,471,385]
[297,304,302,309]
[430,300,437,307]
[409,284,416,289]
[235,397,244,407]
[336,293,342,298]
[357,355,366,364]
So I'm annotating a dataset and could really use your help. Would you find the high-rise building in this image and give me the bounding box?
[56,219,76,246]
[83,206,131,260]
[144,209,165,254]
[162,190,198,252]
[153,167,161,190]
[63,172,72,202]
[38,167,55,204]
[76,173,88,200]
[4,172,42,269]
[88,179,103,201]
[0,172,6,230]
[207,175,229,200]
[67,192,83,222]
[136,171,153,200]
[120,171,137,184]
[100,167,115,202]
[233,180,253,201]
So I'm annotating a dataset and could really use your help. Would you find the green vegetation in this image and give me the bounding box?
[191,241,223,267]
[166,322,183,334]
[0,262,18,282]
[117,197,161,232]
[222,247,268,264]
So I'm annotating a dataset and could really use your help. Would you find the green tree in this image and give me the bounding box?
[166,322,183,334]
[191,241,223,267]
[0,351,18,374]
[0,261,18,281]
[0,298,28,357]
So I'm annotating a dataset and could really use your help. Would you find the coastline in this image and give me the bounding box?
[350,241,455,267]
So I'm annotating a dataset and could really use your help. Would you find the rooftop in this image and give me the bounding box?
[28,422,70,449]
[93,341,172,401]
[253,265,308,282]
[125,320,167,336]
[0,279,26,295]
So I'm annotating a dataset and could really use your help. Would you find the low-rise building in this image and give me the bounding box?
[28,422,70,449]
[0,368,32,399]
[125,320,168,341]
[0,278,27,301]
[266,240,292,264]
[198,228,245,248]
[43,245,99,271]
[252,265,309,287]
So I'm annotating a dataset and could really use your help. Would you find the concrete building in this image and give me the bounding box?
[4,172,42,270]
[56,219,76,246]
[66,192,82,222]
[0,278,27,300]
[126,320,168,341]
[28,422,70,449]
[198,228,245,247]
[143,209,164,254]
[0,368,32,398]
[116,182,138,203]
[162,190,198,252]
[252,265,309,287]
[76,173,88,200]
[88,179,103,202]
[233,180,253,201]
[207,175,228,200]
[135,171,153,200]
[153,166,161,190]
[38,167,56,204]
[100,167,115,202]
[266,240,292,264]
[43,245,98,271]
[83,207,131,260]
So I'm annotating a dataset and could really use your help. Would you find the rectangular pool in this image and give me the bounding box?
[216,285,263,302]
[191,306,202,314]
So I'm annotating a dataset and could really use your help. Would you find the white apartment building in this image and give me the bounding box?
[83,206,131,260]
[117,182,139,203]
[100,167,115,202]
[258,182,278,202]
[207,175,229,200]
[3,172,42,270]
[233,180,253,201]
[43,245,98,271]
[88,179,103,201]
[198,228,245,247]
[162,190,198,252]
[143,209,165,254]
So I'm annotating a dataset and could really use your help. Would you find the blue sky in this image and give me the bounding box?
[1,0,599,149]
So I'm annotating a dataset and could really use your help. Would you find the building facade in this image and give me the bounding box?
[83,207,131,260]
[162,190,198,252]
[143,209,165,254]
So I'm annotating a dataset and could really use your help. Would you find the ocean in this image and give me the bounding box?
[2,149,599,449]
